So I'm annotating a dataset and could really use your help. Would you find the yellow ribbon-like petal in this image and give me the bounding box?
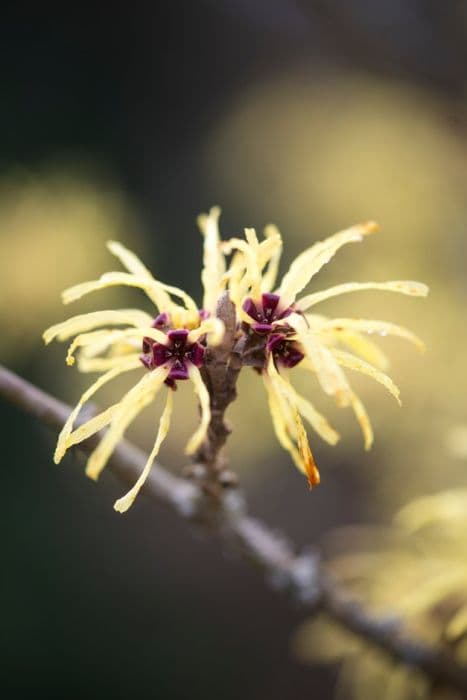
[350,392,373,450]
[185,365,211,455]
[277,221,378,307]
[113,390,174,513]
[260,224,283,293]
[187,317,224,346]
[296,280,429,311]
[263,369,320,487]
[319,318,425,352]
[331,349,401,405]
[288,314,352,406]
[65,326,167,366]
[85,366,169,480]
[43,309,152,345]
[198,206,226,314]
[267,355,340,445]
[54,354,143,463]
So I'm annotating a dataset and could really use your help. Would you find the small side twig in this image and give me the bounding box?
[2,363,467,695]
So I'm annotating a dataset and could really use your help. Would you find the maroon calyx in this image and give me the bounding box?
[266,332,304,369]
[243,293,293,334]
[140,328,205,385]
[152,312,169,329]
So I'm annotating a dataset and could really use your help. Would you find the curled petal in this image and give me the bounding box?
[187,317,224,346]
[328,330,390,372]
[61,404,119,452]
[296,280,429,311]
[222,250,247,308]
[62,271,171,310]
[331,349,401,405]
[62,271,198,314]
[85,366,169,480]
[350,392,373,450]
[77,353,141,373]
[221,232,262,301]
[288,314,352,405]
[267,355,340,445]
[263,372,300,459]
[263,371,319,486]
[64,330,124,366]
[185,365,211,455]
[295,410,320,488]
[198,206,226,314]
[54,354,143,463]
[107,240,157,279]
[278,221,378,307]
[260,224,283,293]
[113,390,174,513]
[320,318,425,351]
[43,309,152,344]
[65,326,167,366]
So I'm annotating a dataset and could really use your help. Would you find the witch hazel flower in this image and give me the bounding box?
[222,220,428,487]
[44,205,428,507]
[43,208,225,513]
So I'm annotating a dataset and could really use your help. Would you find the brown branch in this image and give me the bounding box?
[2,363,467,695]
[195,292,241,488]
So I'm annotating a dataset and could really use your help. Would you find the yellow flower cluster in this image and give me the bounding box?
[44,207,428,510]
[221,218,427,485]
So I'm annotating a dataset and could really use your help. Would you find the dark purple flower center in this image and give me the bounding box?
[140,328,205,385]
[266,333,304,369]
[242,293,293,334]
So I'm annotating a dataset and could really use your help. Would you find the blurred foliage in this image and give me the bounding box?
[293,489,467,700]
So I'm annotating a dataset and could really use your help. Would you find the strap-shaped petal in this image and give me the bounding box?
[43,309,152,344]
[331,349,401,405]
[221,233,262,301]
[185,365,210,455]
[263,370,320,486]
[78,331,140,361]
[260,224,283,293]
[107,240,174,311]
[327,329,390,371]
[295,408,320,487]
[65,326,167,366]
[263,371,300,459]
[267,356,340,445]
[107,240,155,279]
[350,392,373,450]
[296,280,429,311]
[54,354,142,463]
[61,404,119,451]
[85,365,169,480]
[320,318,425,351]
[187,317,224,346]
[62,271,170,310]
[288,314,352,405]
[198,207,226,314]
[222,250,246,308]
[77,353,141,373]
[277,221,378,307]
[113,390,174,513]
